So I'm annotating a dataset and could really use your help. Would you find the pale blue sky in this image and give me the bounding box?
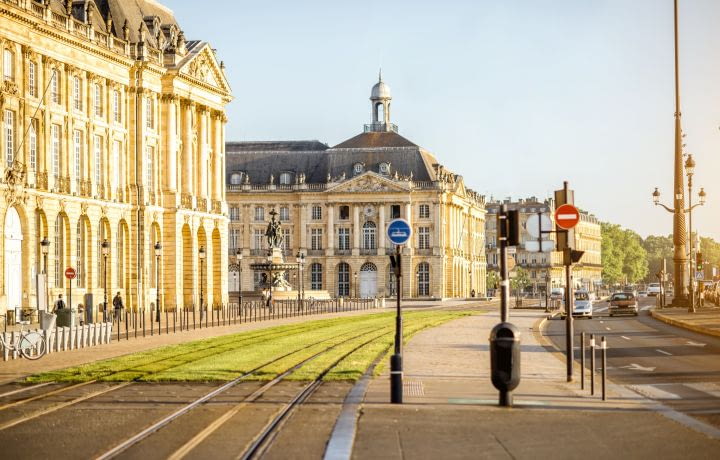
[166,0,720,240]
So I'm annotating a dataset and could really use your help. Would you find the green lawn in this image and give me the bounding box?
[27,310,476,383]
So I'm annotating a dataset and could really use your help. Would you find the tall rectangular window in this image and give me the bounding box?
[51,124,60,177]
[28,61,36,97]
[94,83,102,117]
[229,229,240,250]
[311,263,322,290]
[28,119,36,171]
[113,140,121,189]
[282,228,291,251]
[311,228,323,251]
[312,205,322,220]
[338,228,350,251]
[3,49,13,80]
[4,110,13,166]
[73,76,82,111]
[229,206,240,221]
[279,206,289,221]
[253,229,264,250]
[51,71,59,104]
[146,96,153,129]
[390,205,401,219]
[418,226,430,249]
[145,146,154,189]
[113,90,120,122]
[254,207,264,221]
[419,204,430,219]
[94,135,102,185]
[73,130,83,181]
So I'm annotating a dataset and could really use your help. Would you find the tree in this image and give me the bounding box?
[699,237,720,274]
[486,270,499,291]
[601,223,648,284]
[511,267,530,294]
[642,235,673,282]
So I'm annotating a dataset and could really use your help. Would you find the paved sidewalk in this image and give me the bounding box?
[353,311,720,459]
[651,305,720,338]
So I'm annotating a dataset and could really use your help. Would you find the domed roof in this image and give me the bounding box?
[370,73,391,100]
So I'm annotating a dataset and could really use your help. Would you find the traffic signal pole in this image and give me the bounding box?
[391,244,403,403]
[499,205,510,323]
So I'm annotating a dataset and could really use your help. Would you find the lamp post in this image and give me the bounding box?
[236,248,243,307]
[354,271,358,298]
[199,246,206,316]
[295,251,302,304]
[101,239,110,322]
[40,237,50,311]
[544,270,551,312]
[295,251,305,303]
[155,242,162,323]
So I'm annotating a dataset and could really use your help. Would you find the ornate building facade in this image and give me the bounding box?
[226,77,486,299]
[0,0,231,316]
[485,197,602,294]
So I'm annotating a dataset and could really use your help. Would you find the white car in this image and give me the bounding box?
[572,291,593,318]
[647,283,661,296]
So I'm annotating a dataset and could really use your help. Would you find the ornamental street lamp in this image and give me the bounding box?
[40,237,50,311]
[101,239,110,322]
[544,270,551,313]
[653,154,706,312]
[199,246,206,316]
[354,271,358,298]
[235,248,243,307]
[296,251,305,304]
[155,241,162,323]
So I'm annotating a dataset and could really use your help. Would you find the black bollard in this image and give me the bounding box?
[590,334,596,396]
[601,336,607,401]
[580,332,585,390]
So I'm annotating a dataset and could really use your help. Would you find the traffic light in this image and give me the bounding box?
[497,210,520,247]
[696,252,703,271]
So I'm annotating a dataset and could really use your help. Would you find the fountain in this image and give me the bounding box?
[249,209,298,300]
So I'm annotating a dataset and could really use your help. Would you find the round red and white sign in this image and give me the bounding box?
[554,204,580,230]
[65,267,77,280]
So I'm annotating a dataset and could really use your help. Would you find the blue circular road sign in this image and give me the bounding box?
[387,219,412,245]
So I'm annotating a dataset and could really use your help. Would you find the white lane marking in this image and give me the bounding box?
[605,327,611,330]
[687,341,707,347]
[641,305,653,311]
[630,384,681,400]
[684,383,720,399]
[621,336,631,340]
[656,349,672,356]
[620,363,656,372]
[595,306,608,312]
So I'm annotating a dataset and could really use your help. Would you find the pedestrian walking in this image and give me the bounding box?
[113,292,124,322]
[699,288,705,308]
[54,294,66,313]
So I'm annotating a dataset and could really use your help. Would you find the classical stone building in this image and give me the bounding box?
[0,0,231,317]
[226,77,486,299]
[485,197,602,294]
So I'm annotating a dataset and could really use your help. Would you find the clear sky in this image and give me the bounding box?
[165,0,720,241]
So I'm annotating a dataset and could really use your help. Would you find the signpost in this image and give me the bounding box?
[554,204,580,230]
[387,218,412,404]
[526,213,554,253]
[65,267,76,314]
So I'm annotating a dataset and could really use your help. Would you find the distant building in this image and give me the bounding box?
[226,76,487,299]
[485,197,602,294]
[0,0,232,316]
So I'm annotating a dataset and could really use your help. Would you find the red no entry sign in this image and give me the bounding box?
[555,204,580,230]
[65,267,77,280]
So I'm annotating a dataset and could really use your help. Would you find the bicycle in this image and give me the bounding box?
[0,315,47,360]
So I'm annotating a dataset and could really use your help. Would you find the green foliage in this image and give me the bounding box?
[511,267,530,293]
[642,235,673,282]
[699,237,720,273]
[601,223,648,284]
[486,270,499,289]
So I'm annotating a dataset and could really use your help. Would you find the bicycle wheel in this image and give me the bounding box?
[19,332,47,360]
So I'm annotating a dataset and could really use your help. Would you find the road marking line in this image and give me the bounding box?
[656,349,672,356]
[0,382,53,399]
[687,341,707,347]
[630,384,681,400]
[684,383,720,399]
[605,327,611,330]
[641,306,652,311]
[621,336,630,340]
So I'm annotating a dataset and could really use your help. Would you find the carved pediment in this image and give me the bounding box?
[328,173,409,194]
[179,44,230,94]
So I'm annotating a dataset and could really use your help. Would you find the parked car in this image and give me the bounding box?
[647,283,661,296]
[550,288,565,301]
[609,292,639,317]
[573,291,593,318]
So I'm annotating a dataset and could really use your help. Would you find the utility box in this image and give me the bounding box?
[489,322,521,404]
[56,308,75,328]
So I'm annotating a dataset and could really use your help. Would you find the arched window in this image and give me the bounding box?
[363,221,376,249]
[279,172,293,185]
[417,262,430,296]
[311,263,322,290]
[230,172,243,185]
[360,262,377,272]
[337,262,350,297]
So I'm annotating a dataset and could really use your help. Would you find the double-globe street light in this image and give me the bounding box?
[235,248,243,308]
[199,246,206,318]
[296,251,305,304]
[101,239,110,322]
[155,242,162,323]
[40,237,50,311]
[653,154,706,312]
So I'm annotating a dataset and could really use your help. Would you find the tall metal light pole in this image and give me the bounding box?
[101,239,110,322]
[199,246,206,316]
[236,248,243,307]
[41,237,50,311]
[354,272,358,298]
[155,242,162,323]
[296,251,302,304]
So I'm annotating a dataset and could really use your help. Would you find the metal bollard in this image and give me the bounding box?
[580,332,585,390]
[601,336,607,401]
[590,334,595,396]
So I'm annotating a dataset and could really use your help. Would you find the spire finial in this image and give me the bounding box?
[378,68,382,82]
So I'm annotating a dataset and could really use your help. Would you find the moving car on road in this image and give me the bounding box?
[550,288,564,301]
[609,292,639,317]
[573,290,593,318]
[647,283,661,296]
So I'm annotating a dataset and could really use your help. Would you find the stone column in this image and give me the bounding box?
[378,203,385,255]
[198,107,208,199]
[326,205,334,255]
[435,201,442,252]
[352,205,360,254]
[299,204,307,249]
[164,95,177,191]
[212,112,224,200]
[182,100,193,196]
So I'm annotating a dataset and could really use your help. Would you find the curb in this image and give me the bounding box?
[650,311,720,338]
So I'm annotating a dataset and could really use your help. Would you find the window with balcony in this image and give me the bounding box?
[4,110,13,167]
[253,229,264,250]
[73,130,83,182]
[94,135,103,186]
[28,120,36,171]
[51,124,61,178]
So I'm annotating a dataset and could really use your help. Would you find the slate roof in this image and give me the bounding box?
[332,131,417,149]
[226,141,329,153]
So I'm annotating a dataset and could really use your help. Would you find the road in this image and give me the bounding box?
[545,296,720,429]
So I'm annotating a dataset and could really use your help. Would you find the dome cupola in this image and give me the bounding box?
[366,70,397,133]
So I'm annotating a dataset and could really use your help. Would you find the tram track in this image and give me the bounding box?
[97,326,393,460]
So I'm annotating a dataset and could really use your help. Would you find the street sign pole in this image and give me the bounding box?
[387,219,412,404]
[499,205,510,323]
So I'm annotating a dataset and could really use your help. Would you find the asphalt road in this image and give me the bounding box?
[546,296,720,428]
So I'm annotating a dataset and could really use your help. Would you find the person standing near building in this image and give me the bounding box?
[54,294,65,313]
[113,292,124,322]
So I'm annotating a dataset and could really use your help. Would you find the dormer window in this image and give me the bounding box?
[279,172,293,185]
[353,163,364,175]
[230,172,243,185]
[379,162,390,175]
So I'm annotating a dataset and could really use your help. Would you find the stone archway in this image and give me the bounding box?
[4,207,23,312]
[359,262,377,298]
